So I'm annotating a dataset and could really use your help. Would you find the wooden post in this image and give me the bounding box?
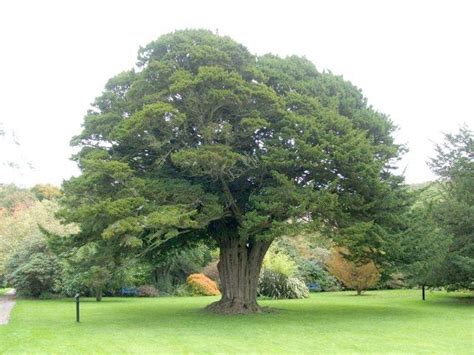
[75,293,80,322]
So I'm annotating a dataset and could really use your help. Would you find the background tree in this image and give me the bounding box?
[0,184,36,213]
[85,266,111,302]
[326,247,380,295]
[4,237,61,297]
[52,241,119,301]
[61,30,405,314]
[0,184,76,284]
[30,184,62,201]
[390,201,450,299]
[429,126,473,290]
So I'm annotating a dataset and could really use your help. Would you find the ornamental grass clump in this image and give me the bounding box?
[258,252,309,299]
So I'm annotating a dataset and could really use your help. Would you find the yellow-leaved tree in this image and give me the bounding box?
[326,247,380,295]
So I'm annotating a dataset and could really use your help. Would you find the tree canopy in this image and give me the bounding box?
[429,126,473,290]
[60,29,406,313]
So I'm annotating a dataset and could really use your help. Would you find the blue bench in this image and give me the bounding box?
[307,283,322,292]
[121,287,139,296]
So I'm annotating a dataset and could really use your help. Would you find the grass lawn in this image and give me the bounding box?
[0,289,472,354]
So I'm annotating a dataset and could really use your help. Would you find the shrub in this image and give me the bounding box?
[5,238,61,298]
[56,242,144,299]
[174,283,193,297]
[258,269,309,299]
[153,243,213,294]
[186,273,220,296]
[297,259,341,292]
[326,248,380,295]
[386,272,406,289]
[259,251,309,299]
[263,251,297,277]
[39,291,54,299]
[138,285,159,297]
[56,264,90,297]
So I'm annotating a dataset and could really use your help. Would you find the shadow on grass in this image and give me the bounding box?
[38,297,136,305]
[425,295,474,307]
[76,298,424,329]
[46,290,471,328]
[80,298,135,303]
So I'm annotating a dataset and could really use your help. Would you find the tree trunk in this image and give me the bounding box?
[95,288,102,302]
[206,235,272,314]
[356,287,362,295]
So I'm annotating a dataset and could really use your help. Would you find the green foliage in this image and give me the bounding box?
[151,243,212,294]
[258,268,309,299]
[63,28,404,246]
[429,126,473,290]
[270,234,339,291]
[54,241,140,298]
[0,184,35,212]
[262,251,297,277]
[297,259,340,291]
[408,182,442,209]
[4,238,61,297]
[30,184,62,201]
[86,266,111,301]
[61,30,406,310]
[259,251,309,299]
[0,187,77,282]
[38,291,55,300]
[390,204,450,288]
[386,272,405,289]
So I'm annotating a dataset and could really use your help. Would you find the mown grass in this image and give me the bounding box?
[0,289,472,354]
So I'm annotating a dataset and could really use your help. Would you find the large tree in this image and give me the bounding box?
[60,30,404,313]
[429,126,473,290]
[391,198,450,299]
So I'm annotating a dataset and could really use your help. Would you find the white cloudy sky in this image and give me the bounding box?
[0,0,472,187]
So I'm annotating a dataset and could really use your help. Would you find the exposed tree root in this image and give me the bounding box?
[206,298,263,315]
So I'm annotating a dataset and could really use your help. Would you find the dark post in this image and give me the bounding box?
[422,285,425,301]
[75,293,80,322]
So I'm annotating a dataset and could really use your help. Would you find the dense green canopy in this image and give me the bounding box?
[60,30,405,313]
[429,126,473,290]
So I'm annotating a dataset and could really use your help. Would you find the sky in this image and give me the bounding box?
[0,0,472,187]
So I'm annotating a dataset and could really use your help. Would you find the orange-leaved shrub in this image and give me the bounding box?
[186,273,221,296]
[326,247,380,295]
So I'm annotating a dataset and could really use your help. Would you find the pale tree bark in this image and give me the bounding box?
[206,235,272,314]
